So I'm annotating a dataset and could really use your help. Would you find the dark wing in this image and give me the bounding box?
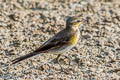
[12,29,74,64]
[32,29,72,53]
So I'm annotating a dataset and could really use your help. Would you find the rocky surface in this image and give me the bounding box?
[0,0,120,79]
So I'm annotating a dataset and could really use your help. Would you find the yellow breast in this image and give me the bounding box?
[69,32,79,45]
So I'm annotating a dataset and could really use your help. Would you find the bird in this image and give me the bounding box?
[12,15,84,70]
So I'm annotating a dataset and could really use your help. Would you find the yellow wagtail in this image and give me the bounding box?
[12,16,84,70]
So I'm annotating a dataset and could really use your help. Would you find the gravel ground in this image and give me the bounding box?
[0,0,120,80]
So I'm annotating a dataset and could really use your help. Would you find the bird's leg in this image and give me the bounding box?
[56,54,64,71]
[56,54,61,61]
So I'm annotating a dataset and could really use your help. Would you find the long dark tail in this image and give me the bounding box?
[12,51,41,64]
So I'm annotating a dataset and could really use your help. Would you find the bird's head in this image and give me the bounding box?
[66,16,84,31]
